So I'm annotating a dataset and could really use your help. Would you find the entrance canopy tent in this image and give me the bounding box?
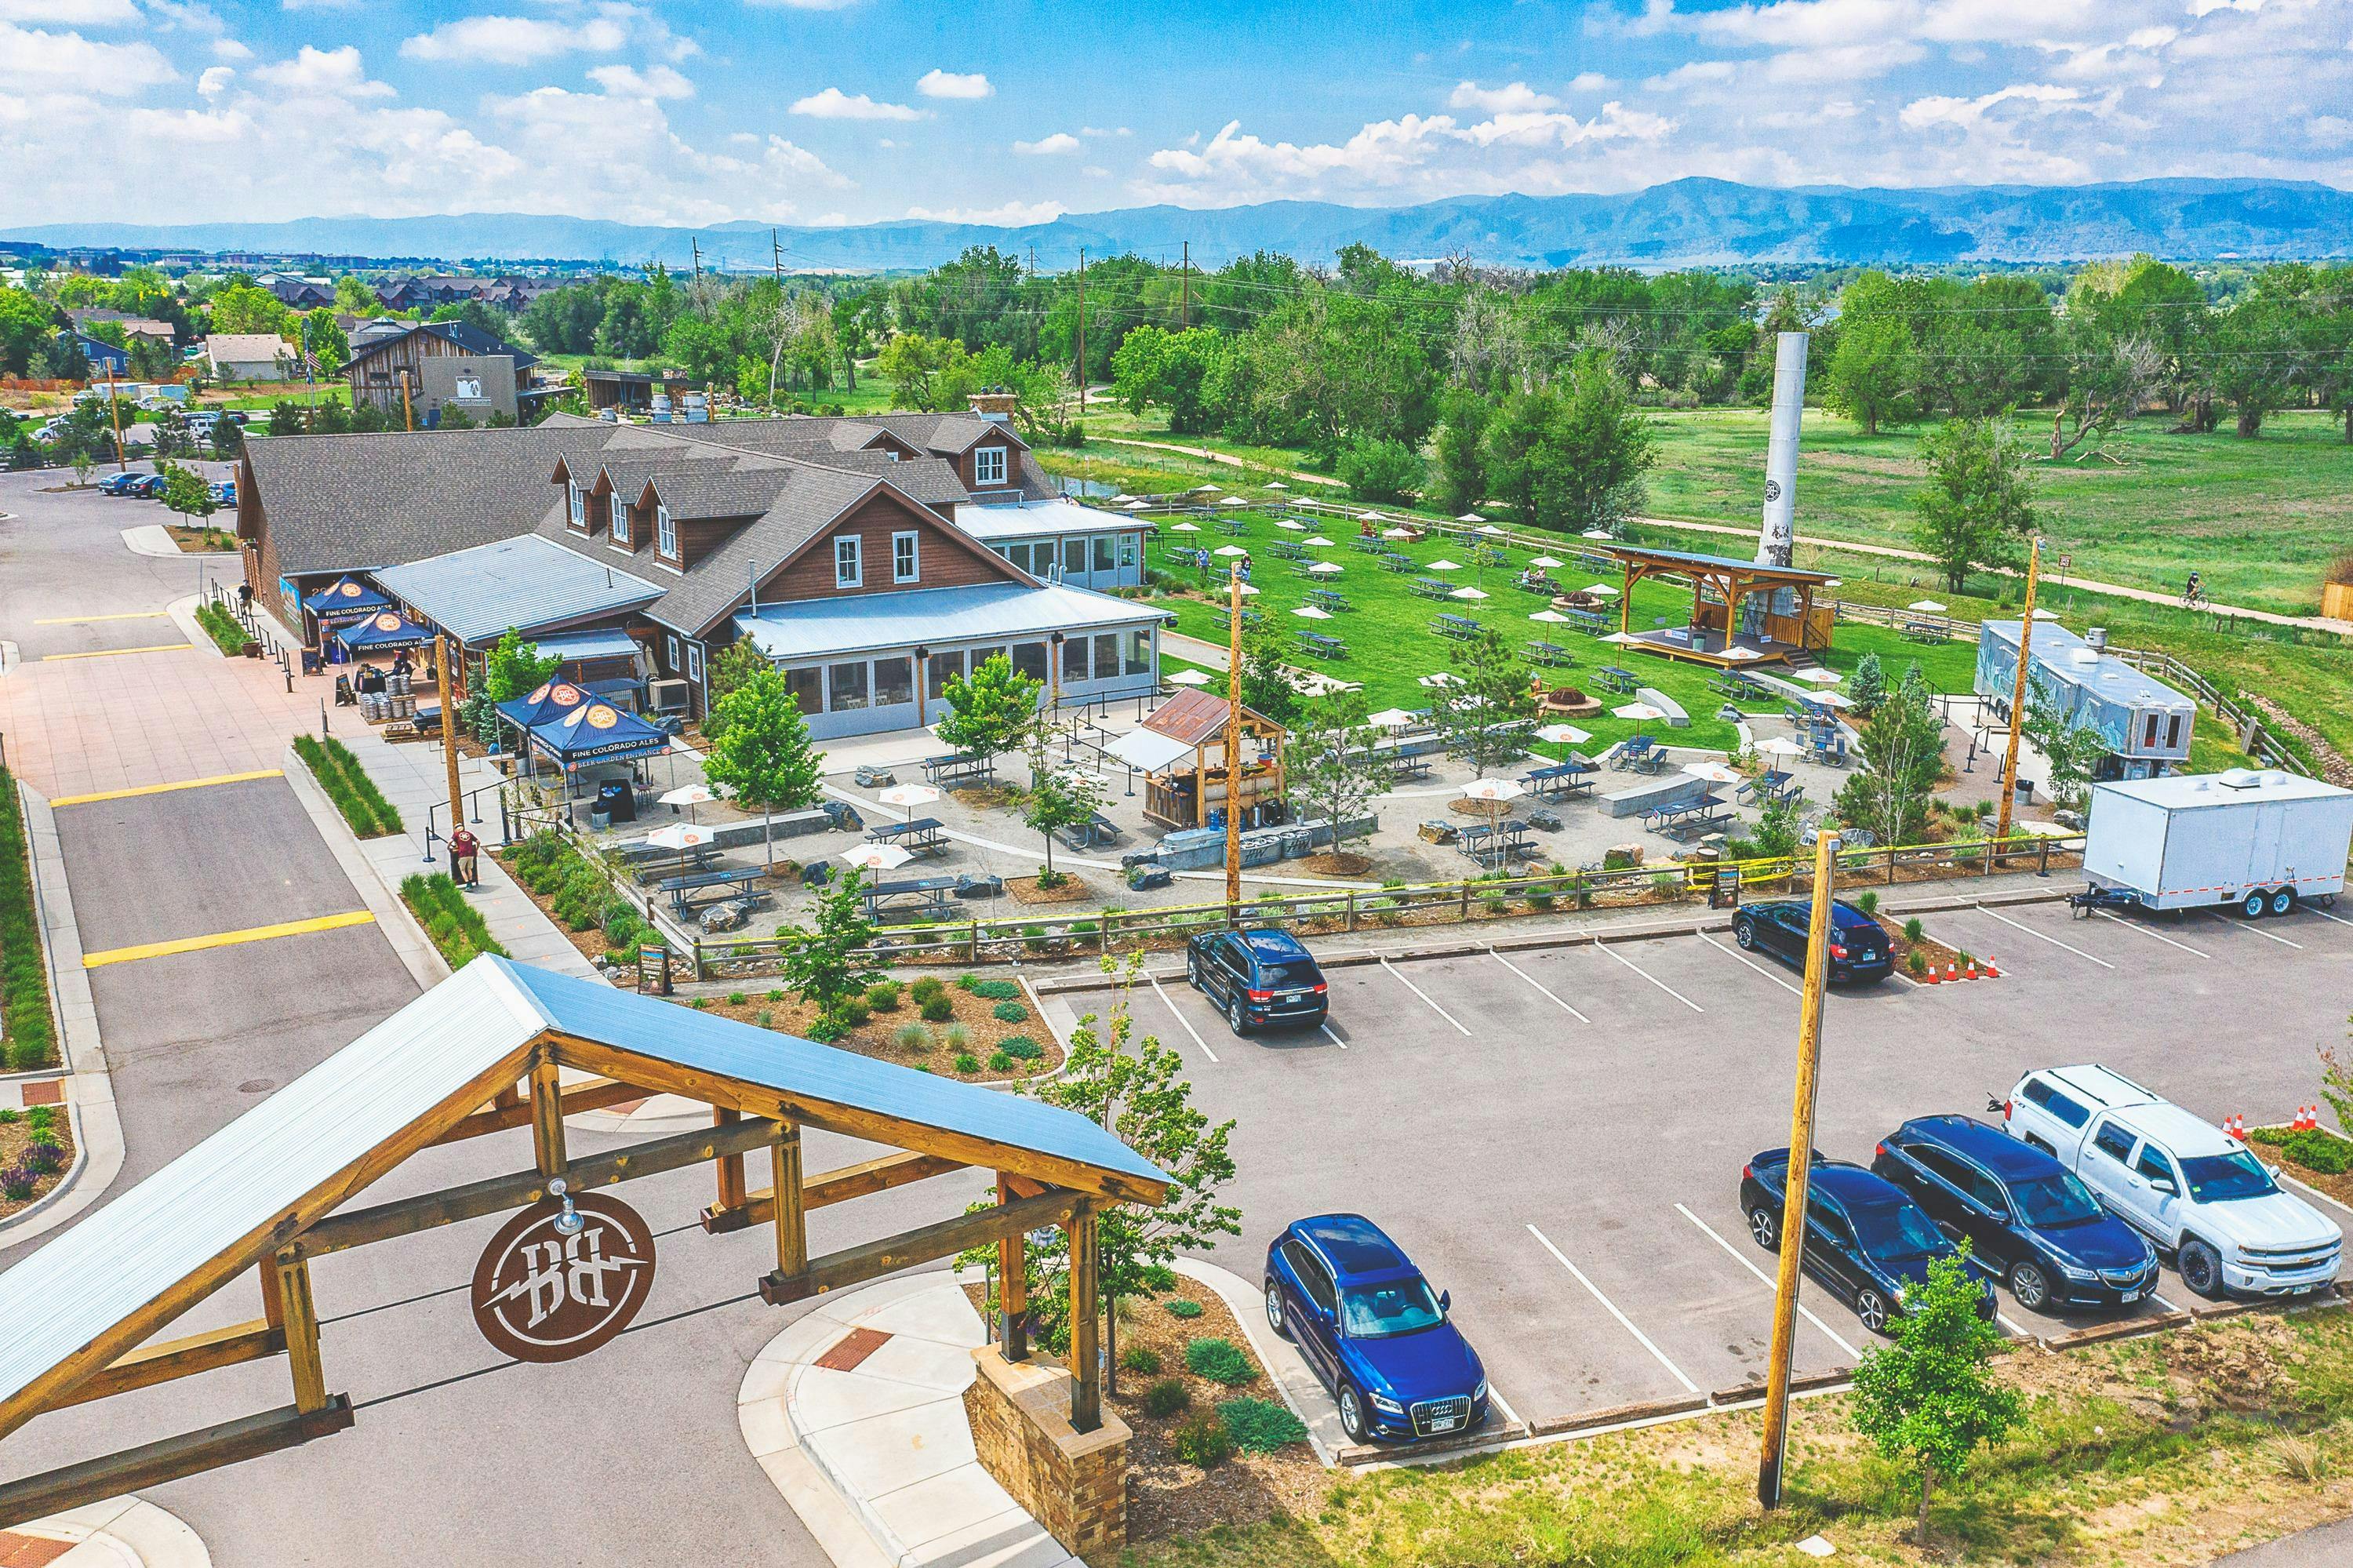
[494,678,592,733]
[526,700,669,769]
[331,610,436,657]
[0,957,1166,1526]
[300,577,390,625]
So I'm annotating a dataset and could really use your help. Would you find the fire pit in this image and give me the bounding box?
[1533,680,1602,716]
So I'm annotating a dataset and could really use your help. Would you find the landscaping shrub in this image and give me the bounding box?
[910,977,947,1006]
[1000,1036,1043,1061]
[2259,1126,2353,1175]
[866,980,903,1011]
[1120,1345,1164,1376]
[940,1021,973,1053]
[842,998,873,1027]
[293,734,402,838]
[1856,890,1879,915]
[991,999,1029,1023]
[1172,1410,1235,1469]
[1907,949,1929,976]
[952,1052,980,1074]
[920,996,955,1023]
[964,978,1021,1001]
[892,1022,932,1053]
[1184,1337,1255,1386]
[1904,915,1926,943]
[757,1010,773,1028]
[0,767,58,1071]
[987,1050,1013,1073]
[727,991,748,1006]
[1218,1396,1307,1453]
[1143,1377,1190,1418]
[398,874,508,970]
[194,598,249,655]
[1164,1297,1204,1320]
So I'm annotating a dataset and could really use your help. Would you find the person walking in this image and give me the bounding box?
[449,824,480,890]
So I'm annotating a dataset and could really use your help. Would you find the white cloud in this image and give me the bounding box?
[196,63,231,96]
[588,63,693,98]
[0,21,174,93]
[209,35,249,59]
[1449,80,1558,113]
[1079,125,1131,137]
[905,198,1065,226]
[1081,163,1109,176]
[251,43,390,98]
[280,0,359,11]
[1013,131,1081,155]
[399,14,627,65]
[1899,81,2083,129]
[0,0,135,21]
[747,0,859,8]
[789,85,921,119]
[1568,71,1612,91]
[915,68,991,99]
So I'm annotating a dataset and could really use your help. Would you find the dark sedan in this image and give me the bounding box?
[1732,898,1891,984]
[1871,1115,2159,1312]
[1186,927,1328,1035]
[1740,1148,1998,1333]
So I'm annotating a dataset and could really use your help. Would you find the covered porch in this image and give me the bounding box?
[1599,544,1838,669]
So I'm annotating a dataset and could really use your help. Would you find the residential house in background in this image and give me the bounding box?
[256,273,333,309]
[205,333,294,381]
[67,309,175,346]
[342,320,542,424]
[54,329,129,378]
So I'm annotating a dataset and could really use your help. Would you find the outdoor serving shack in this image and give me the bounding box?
[1126,688,1287,831]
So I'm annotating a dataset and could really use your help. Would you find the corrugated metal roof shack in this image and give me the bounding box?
[1976,619,2196,780]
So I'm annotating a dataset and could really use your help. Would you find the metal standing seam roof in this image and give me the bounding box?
[0,957,1169,1420]
[373,533,665,645]
[1143,687,1273,748]
[733,580,1166,663]
[953,499,1138,541]
[1980,620,2196,713]
[530,627,642,662]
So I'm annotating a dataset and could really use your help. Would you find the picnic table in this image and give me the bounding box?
[1525,639,1574,667]
[1268,539,1308,560]
[1711,672,1768,700]
[1306,588,1350,613]
[1458,819,1533,869]
[1555,606,1608,633]
[1057,812,1120,850]
[1347,535,1384,554]
[1380,552,1415,573]
[1297,630,1348,660]
[1738,769,1800,806]
[1611,735,1664,773]
[862,875,958,922]
[656,865,765,917]
[1902,621,1946,643]
[1409,576,1453,601]
[1214,516,1247,535]
[626,842,720,883]
[1595,666,1638,694]
[867,816,947,857]
[1431,613,1481,640]
[1642,794,1729,839]
[921,752,997,788]
[1385,754,1433,781]
[1807,733,1850,767]
[1212,605,1266,629]
[1522,759,1596,799]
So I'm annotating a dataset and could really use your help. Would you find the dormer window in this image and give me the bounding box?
[835,536,864,588]
[973,446,1007,486]
[567,481,584,529]
[656,503,676,559]
[610,492,630,544]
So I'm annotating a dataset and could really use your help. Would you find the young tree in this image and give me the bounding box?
[156,460,217,526]
[1849,1250,2024,1548]
[702,668,826,871]
[2022,686,2112,814]
[1020,740,1106,886]
[1288,689,1392,864]
[934,652,1042,764]
[1849,650,1889,713]
[1027,960,1240,1395]
[1911,417,2038,594]
[482,628,563,701]
[1435,628,1538,780]
[700,633,775,743]
[776,869,886,1040]
[1833,671,1945,846]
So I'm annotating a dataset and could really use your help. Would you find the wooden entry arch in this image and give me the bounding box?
[0,958,1167,1528]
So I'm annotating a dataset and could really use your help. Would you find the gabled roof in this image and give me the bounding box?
[343,319,539,373]
[642,463,801,522]
[733,580,1162,662]
[373,532,664,644]
[205,333,293,364]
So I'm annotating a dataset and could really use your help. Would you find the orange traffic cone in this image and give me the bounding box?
[1946,962,1959,984]
[1963,956,1979,980]
[2295,1105,2319,1132]
[2224,1115,2247,1142]
[1982,956,2001,978]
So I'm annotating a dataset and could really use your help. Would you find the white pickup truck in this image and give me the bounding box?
[2001,1064,2341,1300]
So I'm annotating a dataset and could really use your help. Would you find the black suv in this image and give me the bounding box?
[1186,928,1329,1035]
[1732,898,1892,984]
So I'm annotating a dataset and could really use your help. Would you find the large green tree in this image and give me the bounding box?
[1289,689,1392,862]
[1910,417,2038,594]
[934,653,1042,764]
[702,668,825,870]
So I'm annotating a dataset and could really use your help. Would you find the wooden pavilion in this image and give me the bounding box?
[1132,688,1288,831]
[1600,543,1838,669]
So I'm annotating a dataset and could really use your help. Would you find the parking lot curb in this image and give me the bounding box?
[1529,1394,1709,1436]
[2188,1301,2259,1323]
[1707,1366,1852,1408]
[2037,1310,2191,1350]
[1334,1418,1531,1468]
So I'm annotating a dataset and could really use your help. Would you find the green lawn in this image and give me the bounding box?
[1147,509,1974,759]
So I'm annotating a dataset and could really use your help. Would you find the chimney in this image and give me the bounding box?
[969,388,1018,423]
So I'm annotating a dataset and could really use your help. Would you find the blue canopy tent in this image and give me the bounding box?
[332,611,437,657]
[303,577,391,624]
[527,700,670,771]
[494,678,594,735]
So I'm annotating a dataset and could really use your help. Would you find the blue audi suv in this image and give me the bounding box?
[1264,1214,1487,1445]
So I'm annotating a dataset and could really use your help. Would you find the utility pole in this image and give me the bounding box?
[1074,247,1086,415]
[104,362,125,473]
[1223,562,1244,918]
[401,373,414,433]
[1995,536,2044,847]
[1179,241,1191,329]
[1756,828,1840,1511]
[691,238,704,281]
[435,632,464,864]
[771,228,783,285]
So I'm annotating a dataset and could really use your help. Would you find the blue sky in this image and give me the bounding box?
[1,0,2346,228]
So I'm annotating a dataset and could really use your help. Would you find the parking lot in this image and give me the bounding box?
[1098,891,2353,1432]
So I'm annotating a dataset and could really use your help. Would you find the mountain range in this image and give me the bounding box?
[9,177,2350,272]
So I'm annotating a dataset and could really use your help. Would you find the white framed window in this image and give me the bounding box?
[835,535,863,588]
[567,482,584,529]
[656,503,676,559]
[666,633,682,671]
[610,493,629,544]
[455,376,484,401]
[686,642,704,684]
[893,529,920,584]
[973,446,1007,486]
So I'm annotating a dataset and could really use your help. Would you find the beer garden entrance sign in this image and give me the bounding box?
[0,958,1169,1526]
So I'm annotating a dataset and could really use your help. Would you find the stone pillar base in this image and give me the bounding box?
[963,1345,1129,1566]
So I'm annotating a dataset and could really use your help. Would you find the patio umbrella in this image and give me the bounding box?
[1449,586,1489,601]
[1170,521,1200,533]
[646,821,719,879]
[1275,518,1306,530]
[1907,599,1948,613]
[1806,691,1856,709]
[1110,493,1135,504]
[842,842,914,873]
[1756,737,1804,757]
[1535,722,1592,745]
[1307,561,1343,575]
[1476,524,1509,538]
[1123,500,1152,511]
[1235,583,1260,596]
[1291,605,1333,620]
[1265,481,1289,490]
[1599,630,1644,646]
[1217,496,1249,507]
[1358,510,1387,522]
[1193,483,1222,493]
[1613,702,1667,740]
[1427,558,1463,572]
[1417,671,1458,688]
[1529,555,1564,569]
[1457,777,1527,853]
[1582,529,1613,540]
[1529,609,1570,624]
[1719,646,1764,661]
[1580,584,1620,598]
[1457,511,1486,523]
[1213,544,1249,557]
[1682,761,1743,786]
[1168,669,1215,686]
[876,783,940,820]
[658,783,717,823]
[1303,536,1337,548]
[1367,707,1418,727]
[1791,667,1843,686]
[1381,527,1415,540]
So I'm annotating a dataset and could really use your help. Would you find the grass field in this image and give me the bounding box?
[1147,508,1977,759]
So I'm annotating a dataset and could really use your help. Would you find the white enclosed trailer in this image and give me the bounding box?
[2084,769,2353,916]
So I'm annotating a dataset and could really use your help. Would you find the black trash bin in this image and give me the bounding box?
[595,778,638,824]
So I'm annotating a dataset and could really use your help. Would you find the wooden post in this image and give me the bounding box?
[1620,561,1635,636]
[1224,564,1244,918]
[1067,1199,1100,1432]
[257,1257,285,1330]
[998,1173,1030,1362]
[436,633,464,858]
[274,1253,328,1415]
[1995,537,2042,846]
[771,1122,806,1281]
[714,1107,747,1213]
[1758,831,1839,1510]
[529,1056,566,1177]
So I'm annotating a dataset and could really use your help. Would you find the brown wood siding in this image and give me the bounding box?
[758,494,1021,603]
[674,515,742,569]
[344,332,484,411]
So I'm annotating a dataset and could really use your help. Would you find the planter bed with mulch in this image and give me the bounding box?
[678,971,1060,1083]
[0,1104,75,1217]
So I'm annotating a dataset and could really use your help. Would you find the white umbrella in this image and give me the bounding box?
[1792,667,1843,686]
[1720,646,1763,661]
[1427,558,1463,572]
[1303,536,1337,548]
[1599,630,1644,646]
[1529,609,1571,624]
[1307,560,1343,575]
[1169,668,1214,686]
[1457,511,1486,523]
[1449,586,1489,601]
[1613,702,1667,722]
[646,823,717,850]
[1367,707,1418,727]
[1476,523,1509,538]
[1381,527,1415,540]
[1682,761,1743,785]
[1417,672,1459,688]
[1213,544,1249,557]
[1807,691,1856,709]
[842,842,913,872]
[1536,722,1591,744]
[1757,737,1804,757]
[1123,500,1152,511]
[1529,555,1564,569]
[1358,510,1386,522]
[1110,493,1135,503]
[1217,495,1249,507]
[1275,518,1307,530]
[1823,578,1844,588]
[1265,481,1289,491]
[659,783,716,809]
[1193,483,1222,494]
[1235,582,1261,596]
[1907,598,1948,614]
[1580,584,1620,598]
[876,783,940,816]
[1291,605,1332,620]
[1582,529,1613,540]
[1459,777,1526,805]
[1170,520,1200,533]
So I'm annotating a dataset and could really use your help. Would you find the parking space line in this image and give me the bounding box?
[40,642,193,661]
[51,769,285,808]
[1526,1223,1699,1393]
[2205,911,2303,950]
[82,909,375,970]
[1695,931,1802,997]
[2304,906,2353,930]
[2093,911,2209,959]
[1486,948,1589,1024]
[1671,1203,1863,1360]
[1598,942,1704,1013]
[1966,904,2114,969]
[1484,1382,1525,1430]
[1318,1023,1347,1051]
[2148,1292,2185,1315]
[1378,957,1472,1037]
[1146,976,1219,1064]
[34,610,170,624]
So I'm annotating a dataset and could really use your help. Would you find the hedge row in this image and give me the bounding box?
[399,873,507,970]
[193,599,247,656]
[293,734,402,838]
[0,768,58,1071]
[505,831,657,959]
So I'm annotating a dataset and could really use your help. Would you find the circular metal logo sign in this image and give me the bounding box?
[1762,478,1783,504]
[470,1192,657,1363]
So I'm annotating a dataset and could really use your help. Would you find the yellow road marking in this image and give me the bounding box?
[41,643,194,661]
[83,910,376,970]
[34,611,171,624]
[51,769,285,808]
